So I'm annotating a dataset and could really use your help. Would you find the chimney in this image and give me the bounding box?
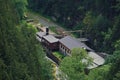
[46,27,49,35]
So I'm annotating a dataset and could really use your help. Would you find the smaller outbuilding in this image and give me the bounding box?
[42,35,59,51]
[36,32,46,42]
[87,52,105,69]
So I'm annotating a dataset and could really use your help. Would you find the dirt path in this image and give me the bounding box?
[27,12,70,36]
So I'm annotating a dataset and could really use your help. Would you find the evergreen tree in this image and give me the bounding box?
[0,0,54,80]
[107,40,120,80]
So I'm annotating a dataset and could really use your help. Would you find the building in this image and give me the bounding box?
[36,31,105,69]
[59,36,105,69]
[36,32,46,42]
[87,52,105,69]
[59,36,94,55]
[42,35,59,51]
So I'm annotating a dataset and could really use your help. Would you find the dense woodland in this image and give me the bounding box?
[28,0,120,53]
[0,0,120,80]
[0,0,53,80]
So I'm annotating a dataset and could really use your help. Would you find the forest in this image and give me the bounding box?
[0,0,120,80]
[0,0,53,80]
[28,0,120,53]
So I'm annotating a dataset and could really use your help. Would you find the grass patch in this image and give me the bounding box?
[49,26,59,34]
[52,51,65,60]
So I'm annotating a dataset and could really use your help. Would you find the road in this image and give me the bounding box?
[27,12,70,36]
[39,16,58,27]
[27,12,62,29]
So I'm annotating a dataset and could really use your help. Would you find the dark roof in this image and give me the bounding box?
[43,35,59,43]
[59,36,93,51]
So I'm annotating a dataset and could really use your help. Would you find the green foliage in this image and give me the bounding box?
[27,0,120,53]
[114,0,120,12]
[105,40,120,80]
[53,51,65,60]
[60,48,92,80]
[0,0,54,80]
[49,26,59,34]
[88,65,110,80]
[83,11,95,27]
[102,15,120,53]
[113,71,120,80]
[14,0,28,20]
[25,0,120,79]
[17,22,54,80]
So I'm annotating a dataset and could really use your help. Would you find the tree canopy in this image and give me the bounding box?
[60,48,92,80]
[0,0,53,80]
[27,0,120,53]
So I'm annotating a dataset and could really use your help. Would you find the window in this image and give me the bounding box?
[65,49,66,52]
[63,46,64,49]
[67,50,69,53]
[60,44,62,48]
